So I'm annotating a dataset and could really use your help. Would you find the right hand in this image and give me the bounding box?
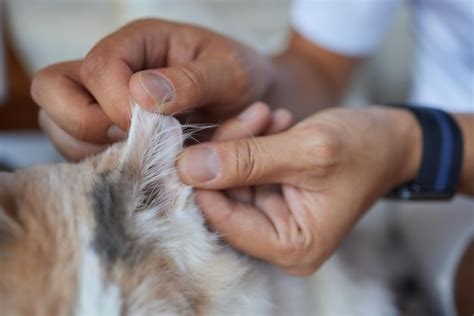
[31,19,275,161]
[178,106,422,275]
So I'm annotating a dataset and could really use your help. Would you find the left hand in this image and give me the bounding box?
[32,19,276,161]
[178,105,422,275]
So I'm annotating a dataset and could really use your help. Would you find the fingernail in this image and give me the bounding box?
[181,146,220,182]
[107,125,127,142]
[238,102,262,122]
[139,72,175,106]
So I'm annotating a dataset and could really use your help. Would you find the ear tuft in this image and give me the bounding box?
[123,106,183,168]
[120,106,184,212]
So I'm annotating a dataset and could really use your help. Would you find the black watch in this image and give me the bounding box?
[384,104,464,200]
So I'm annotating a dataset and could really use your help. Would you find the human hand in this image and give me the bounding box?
[206,101,293,208]
[178,106,422,275]
[32,19,275,160]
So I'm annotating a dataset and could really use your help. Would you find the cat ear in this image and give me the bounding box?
[119,106,184,211]
[121,106,183,171]
[0,172,21,234]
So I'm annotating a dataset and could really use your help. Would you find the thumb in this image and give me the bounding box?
[130,59,244,116]
[177,130,305,189]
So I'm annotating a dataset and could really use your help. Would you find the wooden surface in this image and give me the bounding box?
[0,15,39,130]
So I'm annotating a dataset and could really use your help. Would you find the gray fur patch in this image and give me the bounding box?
[90,178,129,263]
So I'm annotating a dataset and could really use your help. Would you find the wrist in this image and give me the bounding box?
[383,105,465,200]
[453,114,474,195]
[380,107,423,189]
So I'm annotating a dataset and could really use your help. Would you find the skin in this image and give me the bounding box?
[181,105,422,274]
[32,20,357,160]
[32,19,474,275]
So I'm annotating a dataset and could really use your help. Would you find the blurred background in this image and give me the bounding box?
[0,0,413,166]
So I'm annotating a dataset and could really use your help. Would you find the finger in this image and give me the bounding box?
[252,185,315,272]
[222,106,292,203]
[130,51,251,117]
[254,186,305,250]
[38,110,107,161]
[177,129,306,188]
[79,20,177,130]
[79,19,245,128]
[266,108,293,134]
[198,187,318,273]
[227,107,293,202]
[211,102,267,203]
[32,61,117,144]
[196,189,280,262]
[212,102,272,141]
[225,187,254,204]
[128,23,263,117]
[214,102,271,205]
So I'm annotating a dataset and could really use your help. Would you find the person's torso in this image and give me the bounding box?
[410,0,473,112]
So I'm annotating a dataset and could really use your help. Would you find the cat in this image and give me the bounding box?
[0,107,396,315]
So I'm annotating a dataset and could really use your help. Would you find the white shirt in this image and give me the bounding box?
[292,2,474,315]
[292,0,474,113]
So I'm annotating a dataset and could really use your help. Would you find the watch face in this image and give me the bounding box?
[400,187,413,200]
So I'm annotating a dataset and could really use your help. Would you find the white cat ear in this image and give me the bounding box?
[121,106,183,170]
[119,106,184,211]
[0,172,21,234]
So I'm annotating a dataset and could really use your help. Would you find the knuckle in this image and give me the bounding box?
[275,240,308,267]
[300,123,342,168]
[222,201,239,223]
[234,140,259,183]
[30,65,61,105]
[270,221,327,275]
[313,140,340,166]
[175,65,207,103]
[276,249,320,276]
[80,53,108,87]
[33,72,89,141]
[69,115,89,141]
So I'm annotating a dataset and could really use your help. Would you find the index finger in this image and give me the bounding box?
[32,61,113,143]
[79,20,173,130]
[196,189,281,263]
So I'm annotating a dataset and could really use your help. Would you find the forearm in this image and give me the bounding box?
[266,54,336,120]
[454,114,474,195]
[264,32,359,120]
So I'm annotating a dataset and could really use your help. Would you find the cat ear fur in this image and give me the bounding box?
[119,106,184,211]
[121,106,183,173]
[0,172,21,234]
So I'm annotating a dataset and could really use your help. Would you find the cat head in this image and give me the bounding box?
[0,107,268,315]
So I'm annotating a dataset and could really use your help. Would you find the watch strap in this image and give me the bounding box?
[385,105,464,200]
